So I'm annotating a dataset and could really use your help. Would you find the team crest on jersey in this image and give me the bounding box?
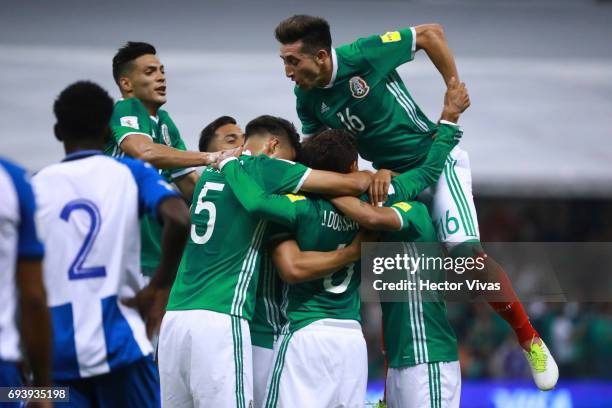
[349,76,369,99]
[120,116,139,129]
[161,124,171,145]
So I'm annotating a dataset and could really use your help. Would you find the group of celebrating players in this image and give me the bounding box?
[1,14,558,408]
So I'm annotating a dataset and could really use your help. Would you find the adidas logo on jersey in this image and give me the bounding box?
[321,102,330,114]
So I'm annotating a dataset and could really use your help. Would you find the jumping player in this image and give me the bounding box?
[274,14,557,390]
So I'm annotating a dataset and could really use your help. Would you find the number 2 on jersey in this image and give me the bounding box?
[60,199,106,280]
[191,182,225,245]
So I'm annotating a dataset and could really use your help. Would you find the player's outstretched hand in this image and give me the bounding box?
[443,76,470,120]
[369,169,393,206]
[212,146,244,169]
[122,285,170,339]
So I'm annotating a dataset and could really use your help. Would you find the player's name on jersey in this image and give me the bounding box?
[373,279,501,292]
[321,209,359,232]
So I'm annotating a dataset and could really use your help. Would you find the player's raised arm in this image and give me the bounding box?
[271,231,365,284]
[415,24,460,87]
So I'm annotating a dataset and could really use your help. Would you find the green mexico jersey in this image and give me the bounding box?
[250,247,288,349]
[284,195,362,331]
[105,98,194,272]
[381,198,458,367]
[106,98,193,181]
[216,122,460,337]
[166,153,310,320]
[295,27,437,172]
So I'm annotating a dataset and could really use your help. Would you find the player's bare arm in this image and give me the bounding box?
[300,169,372,196]
[16,258,52,387]
[120,133,221,169]
[440,76,470,123]
[123,196,190,338]
[271,231,365,284]
[215,145,370,198]
[415,24,460,86]
[331,196,401,231]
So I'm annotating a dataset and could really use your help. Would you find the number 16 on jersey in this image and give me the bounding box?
[336,107,365,134]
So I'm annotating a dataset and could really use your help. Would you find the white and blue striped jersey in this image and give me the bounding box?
[0,158,45,363]
[32,151,178,380]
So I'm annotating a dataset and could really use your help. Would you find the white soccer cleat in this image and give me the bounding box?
[523,338,559,391]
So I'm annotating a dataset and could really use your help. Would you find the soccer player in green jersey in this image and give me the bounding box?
[210,87,464,406]
[106,42,226,280]
[197,115,359,408]
[332,166,462,408]
[274,15,558,390]
[237,173,365,407]
[325,88,468,406]
[158,115,372,408]
[198,114,283,407]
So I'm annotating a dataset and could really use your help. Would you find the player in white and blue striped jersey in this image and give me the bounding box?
[32,81,190,407]
[0,158,52,403]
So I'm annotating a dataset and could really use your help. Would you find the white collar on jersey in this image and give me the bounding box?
[242,149,252,156]
[323,48,338,89]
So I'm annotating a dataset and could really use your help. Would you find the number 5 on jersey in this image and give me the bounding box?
[191,182,225,244]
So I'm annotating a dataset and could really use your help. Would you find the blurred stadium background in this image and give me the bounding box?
[3,0,611,406]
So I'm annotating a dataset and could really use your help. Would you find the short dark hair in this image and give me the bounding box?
[198,116,237,152]
[53,81,114,141]
[298,129,357,173]
[245,115,301,154]
[112,41,157,84]
[275,15,332,54]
